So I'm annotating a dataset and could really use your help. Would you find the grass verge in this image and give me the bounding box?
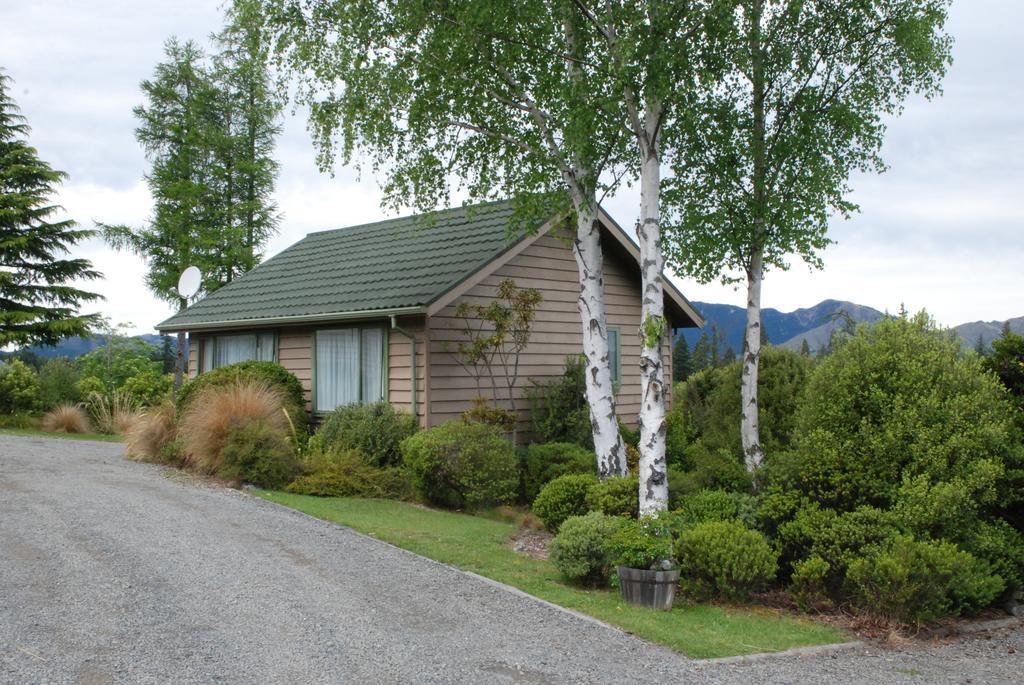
[255,492,847,659]
[0,428,122,443]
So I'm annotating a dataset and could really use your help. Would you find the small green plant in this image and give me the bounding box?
[400,421,518,509]
[789,556,831,612]
[220,420,300,489]
[521,441,594,502]
[585,475,638,518]
[287,447,413,499]
[532,473,598,532]
[549,511,630,586]
[675,520,778,601]
[608,518,675,572]
[526,355,592,448]
[314,401,418,467]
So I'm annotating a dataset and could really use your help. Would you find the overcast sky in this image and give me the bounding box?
[2,0,1021,335]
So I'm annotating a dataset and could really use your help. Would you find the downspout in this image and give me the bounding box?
[390,316,417,422]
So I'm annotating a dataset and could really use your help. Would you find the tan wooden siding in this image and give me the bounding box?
[277,328,313,411]
[187,335,198,379]
[427,233,672,433]
[387,316,427,423]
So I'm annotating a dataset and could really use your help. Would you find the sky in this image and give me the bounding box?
[1,0,1021,336]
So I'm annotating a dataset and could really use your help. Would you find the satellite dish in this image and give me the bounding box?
[177,266,202,299]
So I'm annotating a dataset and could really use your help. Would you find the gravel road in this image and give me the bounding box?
[1,433,1020,684]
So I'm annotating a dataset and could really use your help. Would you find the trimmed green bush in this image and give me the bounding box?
[313,401,418,467]
[549,512,630,585]
[532,473,598,532]
[522,441,594,503]
[585,475,638,518]
[219,420,300,489]
[400,421,517,509]
[178,360,305,413]
[526,355,592,448]
[675,520,778,601]
[287,448,413,499]
[670,444,752,497]
[847,536,1003,626]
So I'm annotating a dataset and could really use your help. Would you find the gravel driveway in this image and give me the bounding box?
[1,433,1020,684]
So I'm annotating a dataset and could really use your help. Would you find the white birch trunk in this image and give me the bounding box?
[636,111,669,516]
[570,196,627,478]
[741,247,766,472]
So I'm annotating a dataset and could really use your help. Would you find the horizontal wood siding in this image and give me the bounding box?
[277,328,313,411]
[387,315,427,424]
[427,233,668,434]
[187,335,198,379]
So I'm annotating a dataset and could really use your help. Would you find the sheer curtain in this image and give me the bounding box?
[216,334,258,367]
[361,328,384,402]
[316,329,360,411]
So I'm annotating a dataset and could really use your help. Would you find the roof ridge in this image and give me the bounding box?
[306,198,514,237]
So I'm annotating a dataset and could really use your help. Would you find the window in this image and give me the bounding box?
[607,327,621,382]
[200,332,275,372]
[315,326,385,412]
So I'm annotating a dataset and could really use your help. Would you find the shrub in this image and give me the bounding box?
[177,361,307,440]
[983,328,1024,412]
[37,358,81,410]
[522,441,594,503]
[585,475,638,518]
[461,398,517,431]
[287,448,413,499]
[0,359,40,414]
[121,369,173,407]
[532,473,598,532]
[400,421,518,509]
[40,404,91,433]
[219,420,300,489]
[178,380,290,475]
[790,556,831,612]
[87,390,141,435]
[847,536,1003,626]
[125,402,177,463]
[670,444,752,496]
[674,489,758,529]
[527,355,592,448]
[675,520,778,601]
[783,312,1023,515]
[314,401,418,467]
[608,518,675,571]
[549,512,630,585]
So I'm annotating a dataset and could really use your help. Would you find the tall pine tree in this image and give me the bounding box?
[672,334,692,382]
[0,71,101,347]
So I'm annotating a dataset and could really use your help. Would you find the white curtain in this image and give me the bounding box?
[361,328,384,402]
[257,333,275,362]
[201,338,214,373]
[216,334,258,367]
[316,329,360,411]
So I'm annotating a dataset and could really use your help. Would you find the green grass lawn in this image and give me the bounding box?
[0,427,122,442]
[255,492,848,659]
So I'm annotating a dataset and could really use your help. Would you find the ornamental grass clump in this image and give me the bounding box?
[87,390,141,435]
[40,403,91,434]
[179,380,290,476]
[125,401,177,463]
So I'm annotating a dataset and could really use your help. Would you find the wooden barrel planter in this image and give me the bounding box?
[617,566,680,611]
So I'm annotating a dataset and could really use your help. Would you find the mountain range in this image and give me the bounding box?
[679,300,1023,353]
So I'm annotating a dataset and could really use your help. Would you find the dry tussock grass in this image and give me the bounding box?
[125,401,177,463]
[88,390,142,435]
[179,380,288,474]
[40,404,91,434]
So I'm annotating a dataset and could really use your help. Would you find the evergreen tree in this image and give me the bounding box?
[723,346,737,364]
[672,334,693,382]
[800,338,811,357]
[974,333,988,356]
[692,332,712,373]
[0,71,102,347]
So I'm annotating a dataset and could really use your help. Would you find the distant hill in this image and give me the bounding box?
[17,334,172,360]
[679,299,1023,354]
[953,316,1024,351]
[679,299,887,352]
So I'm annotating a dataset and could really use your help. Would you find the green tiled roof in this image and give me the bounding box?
[158,200,536,331]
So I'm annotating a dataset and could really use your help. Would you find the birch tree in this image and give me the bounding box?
[663,0,953,474]
[570,0,730,514]
[247,0,632,476]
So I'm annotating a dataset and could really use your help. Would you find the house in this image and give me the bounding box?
[157,200,703,431]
